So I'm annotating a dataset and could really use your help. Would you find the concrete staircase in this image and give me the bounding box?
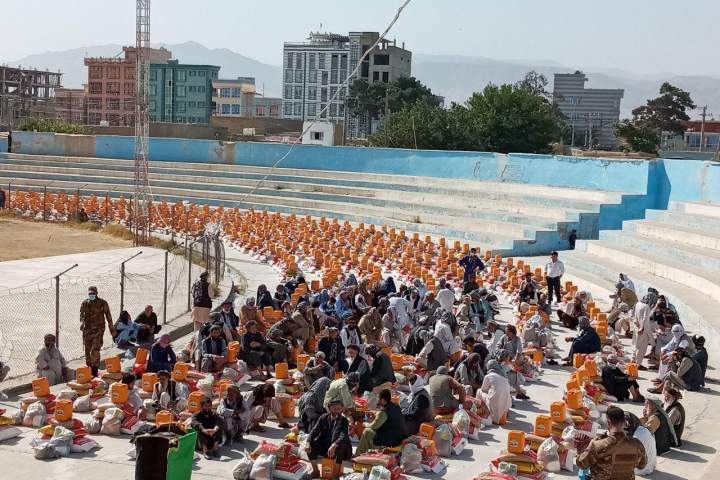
[0,152,632,256]
[562,200,720,349]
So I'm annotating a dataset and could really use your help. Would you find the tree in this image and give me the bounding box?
[615,120,660,154]
[631,82,696,134]
[346,76,440,123]
[346,79,386,120]
[460,83,565,153]
[387,76,442,112]
[367,101,450,150]
[514,70,551,101]
[19,118,90,134]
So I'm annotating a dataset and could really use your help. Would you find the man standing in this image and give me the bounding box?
[577,406,647,479]
[80,286,115,377]
[459,248,484,283]
[191,271,213,331]
[544,251,564,305]
[633,295,654,371]
[35,333,70,385]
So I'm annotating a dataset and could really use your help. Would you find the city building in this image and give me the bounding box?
[149,61,220,124]
[282,31,411,138]
[253,96,282,118]
[213,77,282,118]
[553,71,624,149]
[0,65,63,127]
[84,46,172,126]
[54,87,87,125]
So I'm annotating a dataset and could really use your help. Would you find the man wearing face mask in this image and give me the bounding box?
[459,248,485,283]
[80,286,115,377]
[35,333,70,385]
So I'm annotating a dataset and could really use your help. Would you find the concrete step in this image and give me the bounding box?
[0,152,628,203]
[623,219,720,251]
[576,238,720,304]
[560,249,720,350]
[670,200,720,219]
[644,209,720,234]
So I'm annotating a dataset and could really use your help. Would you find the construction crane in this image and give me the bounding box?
[133,0,151,246]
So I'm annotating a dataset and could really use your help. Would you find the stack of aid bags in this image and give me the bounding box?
[489,430,544,478]
[21,377,56,427]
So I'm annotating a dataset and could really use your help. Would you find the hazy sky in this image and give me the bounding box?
[2,0,718,77]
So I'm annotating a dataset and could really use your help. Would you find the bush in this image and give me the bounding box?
[19,118,91,135]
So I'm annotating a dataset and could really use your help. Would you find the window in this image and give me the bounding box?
[89,83,102,94]
[150,100,157,110]
[307,86,317,101]
[189,86,196,92]
[176,116,185,123]
[331,54,339,69]
[294,70,303,83]
[89,66,103,79]
[309,53,316,69]
[149,84,157,96]
[321,71,329,85]
[106,66,120,79]
[88,97,101,109]
[320,104,327,118]
[286,52,294,69]
[318,53,325,69]
[321,88,327,102]
[284,86,292,99]
[232,88,241,97]
[231,104,240,115]
[197,86,206,93]
[330,103,337,117]
[382,72,389,82]
[373,54,390,65]
[108,114,121,126]
[294,86,303,100]
[307,103,316,117]
[340,54,348,70]
[296,53,303,69]
[221,87,231,97]
[330,70,339,84]
[372,71,379,82]
[176,102,186,113]
[330,86,337,100]
[124,83,134,95]
[106,82,120,94]
[197,101,205,107]
[188,101,196,107]
[199,70,206,77]
[88,112,101,125]
[150,70,157,81]
[176,70,186,82]
[222,104,231,114]
[308,70,317,83]
[176,85,186,97]
[283,103,292,116]
[312,131,324,141]
[285,69,293,83]
[123,99,134,111]
[189,70,196,76]
[294,103,302,116]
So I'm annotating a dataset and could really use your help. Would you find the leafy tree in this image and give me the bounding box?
[346,76,440,122]
[514,70,551,101]
[368,101,450,150]
[346,79,386,119]
[387,76,442,112]
[631,82,696,134]
[460,83,565,153]
[615,120,660,154]
[19,118,90,134]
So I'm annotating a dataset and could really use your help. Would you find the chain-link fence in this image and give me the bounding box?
[0,243,204,389]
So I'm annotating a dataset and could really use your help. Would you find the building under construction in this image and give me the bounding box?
[0,65,63,128]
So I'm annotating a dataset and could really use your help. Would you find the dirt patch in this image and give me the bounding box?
[0,217,132,262]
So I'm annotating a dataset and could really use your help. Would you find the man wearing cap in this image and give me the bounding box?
[307,398,353,479]
[211,300,240,343]
[304,351,333,388]
[191,271,214,331]
[80,286,115,377]
[346,345,372,394]
[151,370,186,412]
[459,248,484,283]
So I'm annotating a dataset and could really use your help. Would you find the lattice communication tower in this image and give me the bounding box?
[133,0,151,246]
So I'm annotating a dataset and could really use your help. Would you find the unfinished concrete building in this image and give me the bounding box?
[0,65,63,128]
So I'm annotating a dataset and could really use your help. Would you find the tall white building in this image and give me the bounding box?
[282,31,411,139]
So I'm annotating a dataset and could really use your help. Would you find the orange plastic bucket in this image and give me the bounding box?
[32,377,50,398]
[104,356,121,374]
[76,366,92,384]
[110,382,129,405]
[534,415,552,438]
[507,430,526,454]
[141,373,157,393]
[550,401,567,422]
[55,399,73,422]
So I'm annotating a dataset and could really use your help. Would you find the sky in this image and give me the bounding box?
[1,0,719,77]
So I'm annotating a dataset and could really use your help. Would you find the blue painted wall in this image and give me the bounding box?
[0,136,7,153]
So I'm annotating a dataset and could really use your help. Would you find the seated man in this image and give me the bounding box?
[211,300,240,343]
[356,389,408,455]
[147,334,177,373]
[416,330,448,373]
[135,305,160,348]
[35,333,70,386]
[428,365,466,414]
[121,372,144,416]
[241,321,272,378]
[366,345,396,393]
[518,272,538,304]
[306,399,353,480]
[601,355,644,403]
[151,369,188,412]
[266,317,294,363]
[649,347,704,393]
[562,317,601,366]
[346,345,372,395]
[324,372,360,411]
[201,325,227,373]
[241,383,290,431]
[304,351,334,389]
[218,385,246,445]
[190,397,223,460]
[402,374,433,435]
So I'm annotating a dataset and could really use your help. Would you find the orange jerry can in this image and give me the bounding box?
[155,410,174,426]
[141,373,158,393]
[566,389,584,410]
[226,341,240,363]
[297,354,310,372]
[110,382,129,405]
[135,348,149,366]
[584,359,598,378]
[275,362,289,380]
[76,366,92,384]
[173,362,190,382]
[507,430,526,454]
[55,399,73,422]
[573,354,584,368]
[550,401,567,422]
[534,415,552,438]
[281,398,296,418]
[104,355,121,374]
[627,362,639,378]
[187,391,205,413]
[32,377,50,398]
[320,457,335,479]
[419,422,436,440]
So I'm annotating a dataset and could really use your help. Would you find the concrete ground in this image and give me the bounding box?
[1,248,718,479]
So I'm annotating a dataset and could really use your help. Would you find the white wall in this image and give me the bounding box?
[301,121,334,146]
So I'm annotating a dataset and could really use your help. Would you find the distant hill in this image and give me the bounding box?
[6,43,718,119]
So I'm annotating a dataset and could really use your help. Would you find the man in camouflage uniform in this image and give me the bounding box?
[80,286,115,377]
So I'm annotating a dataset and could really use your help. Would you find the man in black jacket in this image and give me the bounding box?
[306,399,353,479]
[356,389,408,454]
[366,345,395,393]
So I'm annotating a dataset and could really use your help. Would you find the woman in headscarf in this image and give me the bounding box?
[358,307,384,345]
[113,310,139,350]
[344,273,358,288]
[619,273,635,292]
[454,353,485,396]
[480,358,512,425]
[562,316,601,366]
[240,383,290,432]
[381,306,403,353]
[297,377,331,434]
[382,276,398,296]
[256,284,276,310]
[642,396,677,454]
[354,291,371,314]
[402,374,433,435]
[625,412,656,475]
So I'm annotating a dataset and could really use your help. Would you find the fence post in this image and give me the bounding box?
[43,184,47,221]
[119,251,143,313]
[187,240,192,312]
[7,180,13,209]
[104,192,110,225]
[162,250,169,325]
[54,263,79,348]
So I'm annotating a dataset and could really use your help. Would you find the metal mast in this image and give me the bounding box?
[133,0,151,246]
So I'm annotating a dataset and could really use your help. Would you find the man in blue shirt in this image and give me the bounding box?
[459,248,485,283]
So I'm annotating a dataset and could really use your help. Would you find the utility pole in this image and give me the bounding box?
[699,105,707,152]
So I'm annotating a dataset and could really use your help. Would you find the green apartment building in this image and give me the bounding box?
[149,60,220,124]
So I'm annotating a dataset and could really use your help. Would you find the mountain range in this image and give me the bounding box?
[6,41,718,119]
